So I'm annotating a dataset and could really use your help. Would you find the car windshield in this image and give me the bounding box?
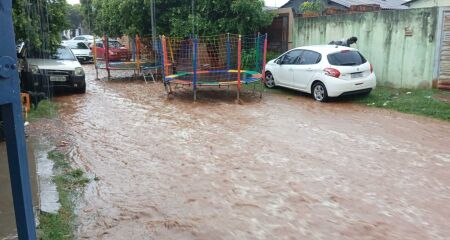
[327,51,367,66]
[52,47,77,60]
[109,41,124,48]
[67,42,89,50]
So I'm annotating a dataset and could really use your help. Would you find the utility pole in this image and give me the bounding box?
[0,1,37,239]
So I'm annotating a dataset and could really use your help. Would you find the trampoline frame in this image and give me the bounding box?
[161,33,268,101]
[93,34,162,83]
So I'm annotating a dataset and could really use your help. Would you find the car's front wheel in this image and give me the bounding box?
[312,82,328,102]
[74,84,86,94]
[264,71,276,88]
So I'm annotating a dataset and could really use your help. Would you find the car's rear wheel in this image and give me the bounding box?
[312,82,328,102]
[265,72,275,88]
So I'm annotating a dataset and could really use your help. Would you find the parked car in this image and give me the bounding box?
[62,35,95,46]
[63,42,93,63]
[264,45,376,102]
[92,40,131,61]
[22,46,86,94]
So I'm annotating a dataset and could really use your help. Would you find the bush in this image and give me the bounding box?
[299,0,324,14]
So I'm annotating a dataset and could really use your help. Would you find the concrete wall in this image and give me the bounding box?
[409,0,450,8]
[293,8,438,88]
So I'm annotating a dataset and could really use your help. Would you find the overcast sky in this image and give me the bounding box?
[67,0,289,7]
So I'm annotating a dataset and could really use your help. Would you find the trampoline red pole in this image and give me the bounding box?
[104,35,110,79]
[237,35,242,102]
[136,34,141,75]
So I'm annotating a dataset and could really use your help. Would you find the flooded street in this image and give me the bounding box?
[0,142,38,240]
[52,65,450,239]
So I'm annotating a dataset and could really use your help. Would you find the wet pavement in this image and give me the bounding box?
[52,65,450,239]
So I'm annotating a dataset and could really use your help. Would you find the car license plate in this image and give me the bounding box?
[351,72,363,79]
[50,76,66,82]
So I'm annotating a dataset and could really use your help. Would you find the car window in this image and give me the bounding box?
[281,50,302,65]
[298,50,321,65]
[74,37,84,40]
[96,43,104,48]
[76,42,89,49]
[67,42,89,50]
[327,51,367,66]
[109,41,124,48]
[52,47,76,61]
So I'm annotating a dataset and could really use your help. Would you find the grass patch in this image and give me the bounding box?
[37,150,90,240]
[348,87,450,121]
[28,100,58,120]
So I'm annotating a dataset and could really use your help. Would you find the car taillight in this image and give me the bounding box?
[370,64,373,73]
[324,68,340,78]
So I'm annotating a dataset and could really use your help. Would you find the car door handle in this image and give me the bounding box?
[307,68,313,72]
[289,68,293,71]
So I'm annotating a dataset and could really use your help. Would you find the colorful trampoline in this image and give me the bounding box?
[166,70,262,86]
[93,35,162,82]
[161,33,268,101]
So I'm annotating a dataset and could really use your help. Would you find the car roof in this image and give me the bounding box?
[291,45,358,55]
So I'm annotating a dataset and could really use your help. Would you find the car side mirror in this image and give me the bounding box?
[276,59,282,65]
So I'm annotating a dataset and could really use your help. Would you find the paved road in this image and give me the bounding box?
[54,65,450,239]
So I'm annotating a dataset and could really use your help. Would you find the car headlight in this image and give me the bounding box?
[74,67,84,76]
[30,64,39,74]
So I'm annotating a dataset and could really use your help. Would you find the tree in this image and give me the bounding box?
[68,4,83,30]
[13,0,69,52]
[299,0,325,15]
[81,0,275,37]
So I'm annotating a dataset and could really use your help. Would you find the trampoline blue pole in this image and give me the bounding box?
[226,33,231,71]
[193,36,198,100]
[0,0,37,239]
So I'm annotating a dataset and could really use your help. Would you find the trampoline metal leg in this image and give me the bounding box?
[237,87,240,103]
[194,89,197,101]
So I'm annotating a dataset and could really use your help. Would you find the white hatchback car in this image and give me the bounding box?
[265,45,376,102]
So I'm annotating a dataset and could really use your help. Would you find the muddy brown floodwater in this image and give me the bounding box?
[52,65,450,239]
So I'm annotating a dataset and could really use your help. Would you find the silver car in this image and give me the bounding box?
[22,46,86,94]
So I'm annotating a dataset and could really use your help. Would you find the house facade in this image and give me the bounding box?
[404,0,450,8]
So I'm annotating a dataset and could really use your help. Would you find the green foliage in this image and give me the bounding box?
[39,150,90,239]
[28,100,59,120]
[81,0,275,37]
[68,4,83,30]
[350,87,450,121]
[299,0,324,14]
[13,0,69,52]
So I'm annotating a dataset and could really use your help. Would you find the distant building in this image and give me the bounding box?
[264,0,408,52]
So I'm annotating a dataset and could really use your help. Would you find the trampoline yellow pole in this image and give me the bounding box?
[162,36,169,76]
[168,38,174,64]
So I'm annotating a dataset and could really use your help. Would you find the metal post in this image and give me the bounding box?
[226,33,231,70]
[104,35,111,80]
[193,36,198,101]
[261,34,268,99]
[93,36,98,80]
[237,35,242,102]
[0,1,37,239]
[136,34,141,76]
[255,33,260,71]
